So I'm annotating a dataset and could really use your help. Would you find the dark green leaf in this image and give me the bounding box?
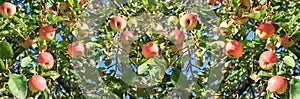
[0,41,14,59]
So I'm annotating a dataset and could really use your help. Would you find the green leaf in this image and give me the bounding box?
[290,77,300,99]
[13,16,27,30]
[8,74,27,99]
[243,12,261,20]
[0,59,4,72]
[21,57,32,67]
[138,62,150,75]
[0,41,14,59]
[283,56,295,67]
[171,68,180,85]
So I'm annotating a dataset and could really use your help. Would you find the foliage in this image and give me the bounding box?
[0,0,299,98]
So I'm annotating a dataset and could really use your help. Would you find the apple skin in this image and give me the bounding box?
[110,16,126,32]
[179,13,198,30]
[20,36,34,48]
[68,42,86,58]
[168,15,179,25]
[37,52,54,70]
[120,31,134,46]
[279,34,294,48]
[39,25,55,41]
[259,51,278,70]
[169,30,185,45]
[256,22,275,39]
[224,40,243,58]
[142,42,160,59]
[28,75,47,93]
[0,2,16,18]
[268,76,288,94]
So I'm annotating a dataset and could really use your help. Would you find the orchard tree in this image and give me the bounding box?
[0,0,299,99]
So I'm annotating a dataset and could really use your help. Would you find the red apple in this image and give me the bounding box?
[68,42,86,58]
[0,2,16,18]
[224,40,243,58]
[256,22,275,39]
[179,13,198,30]
[20,36,34,48]
[37,52,54,70]
[279,34,294,48]
[142,42,160,59]
[169,30,185,45]
[268,76,288,94]
[63,11,77,25]
[168,15,179,25]
[120,31,134,46]
[259,51,278,70]
[110,16,126,32]
[39,25,55,41]
[28,75,47,92]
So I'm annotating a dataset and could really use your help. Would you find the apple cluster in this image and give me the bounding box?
[109,13,198,58]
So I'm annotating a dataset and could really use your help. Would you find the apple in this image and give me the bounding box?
[120,31,134,46]
[142,42,160,59]
[224,40,243,58]
[265,43,275,51]
[0,2,16,18]
[169,30,185,45]
[256,22,275,39]
[39,25,55,41]
[179,13,198,30]
[268,76,288,94]
[37,52,54,70]
[167,15,179,25]
[259,51,278,70]
[63,11,77,25]
[20,36,34,48]
[28,75,47,92]
[110,16,126,32]
[68,42,86,58]
[279,34,294,48]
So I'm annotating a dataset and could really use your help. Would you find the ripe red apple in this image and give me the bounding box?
[268,76,288,94]
[259,51,278,70]
[279,34,294,48]
[20,36,34,48]
[120,31,134,46]
[110,16,126,32]
[68,42,86,58]
[169,30,185,45]
[37,52,54,70]
[28,75,47,92]
[0,2,16,18]
[63,11,77,25]
[39,25,55,41]
[179,13,198,30]
[224,40,243,58]
[142,42,160,59]
[168,15,179,25]
[256,22,275,39]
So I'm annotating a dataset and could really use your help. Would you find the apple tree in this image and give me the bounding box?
[0,0,299,99]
